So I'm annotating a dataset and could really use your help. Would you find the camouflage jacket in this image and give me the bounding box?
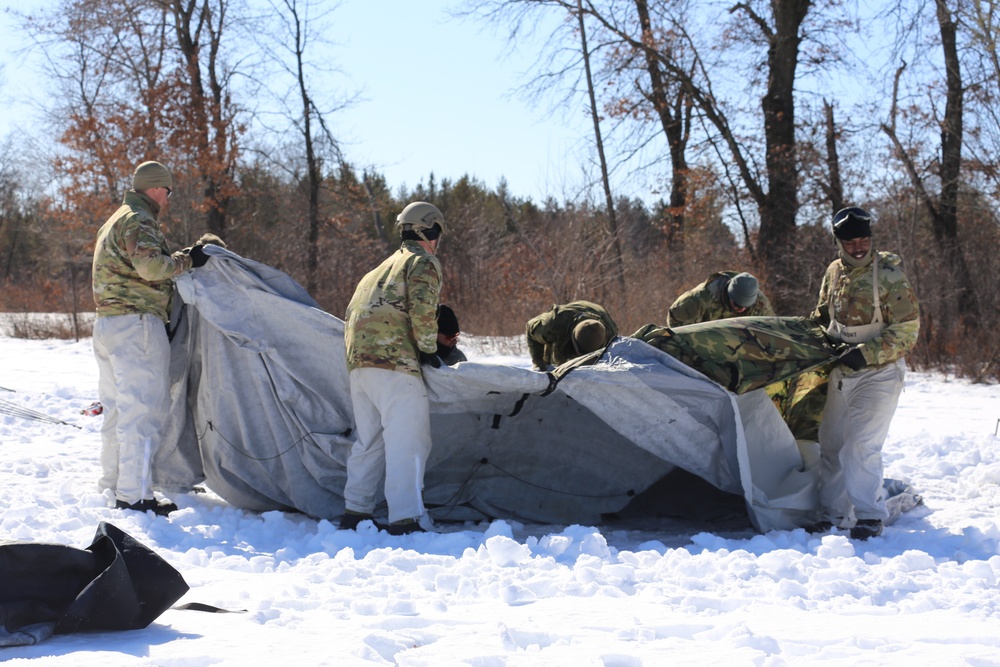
[667,271,775,327]
[810,250,920,372]
[525,300,618,369]
[92,190,193,322]
[344,241,442,376]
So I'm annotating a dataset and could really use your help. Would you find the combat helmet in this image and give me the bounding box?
[396,202,445,242]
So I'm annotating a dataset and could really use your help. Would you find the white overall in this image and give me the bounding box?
[344,367,432,523]
[818,260,905,524]
[93,313,171,505]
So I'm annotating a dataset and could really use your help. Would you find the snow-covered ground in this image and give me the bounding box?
[1,332,999,666]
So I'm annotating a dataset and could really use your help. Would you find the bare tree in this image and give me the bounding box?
[261,0,348,293]
[634,0,692,250]
[476,0,816,310]
[879,0,978,324]
[575,0,627,298]
[162,0,244,237]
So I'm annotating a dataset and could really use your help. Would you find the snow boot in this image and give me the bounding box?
[850,519,883,540]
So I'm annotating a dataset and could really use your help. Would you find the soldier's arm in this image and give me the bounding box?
[408,257,442,355]
[754,293,776,317]
[124,216,192,280]
[667,293,699,328]
[525,315,549,370]
[860,270,920,366]
[809,269,833,326]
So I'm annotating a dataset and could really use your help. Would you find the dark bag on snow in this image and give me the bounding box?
[0,521,189,647]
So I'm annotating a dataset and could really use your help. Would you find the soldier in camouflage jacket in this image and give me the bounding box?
[810,206,920,540]
[525,300,618,371]
[91,161,194,516]
[667,271,774,328]
[340,202,445,534]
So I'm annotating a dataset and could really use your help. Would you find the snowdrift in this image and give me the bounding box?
[157,247,827,532]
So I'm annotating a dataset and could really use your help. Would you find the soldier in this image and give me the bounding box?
[667,271,774,328]
[811,206,920,540]
[436,304,467,366]
[339,202,445,535]
[526,300,618,371]
[92,160,208,516]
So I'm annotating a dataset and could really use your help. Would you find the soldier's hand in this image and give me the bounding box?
[189,244,210,268]
[838,346,867,371]
[418,351,441,368]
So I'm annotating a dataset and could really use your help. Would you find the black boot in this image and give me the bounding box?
[383,518,425,535]
[338,511,374,530]
[115,498,177,517]
[850,519,883,540]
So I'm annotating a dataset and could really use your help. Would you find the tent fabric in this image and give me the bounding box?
[0,522,189,647]
[158,248,832,532]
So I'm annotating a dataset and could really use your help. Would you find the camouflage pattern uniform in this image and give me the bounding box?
[667,271,775,328]
[633,317,842,395]
[664,272,822,437]
[92,190,193,506]
[93,190,193,321]
[812,248,920,526]
[343,240,442,524]
[526,301,618,370]
[345,241,442,375]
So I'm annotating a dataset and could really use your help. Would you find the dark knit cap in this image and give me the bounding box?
[437,304,460,336]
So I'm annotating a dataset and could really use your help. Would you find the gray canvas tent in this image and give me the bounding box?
[156,247,828,532]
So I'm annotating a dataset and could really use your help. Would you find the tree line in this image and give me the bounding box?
[0,0,998,381]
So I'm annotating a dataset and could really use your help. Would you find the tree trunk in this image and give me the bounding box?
[576,0,627,301]
[754,0,809,309]
[822,99,844,213]
[634,0,689,251]
[934,0,979,323]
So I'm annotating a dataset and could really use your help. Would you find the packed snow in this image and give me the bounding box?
[1,329,999,666]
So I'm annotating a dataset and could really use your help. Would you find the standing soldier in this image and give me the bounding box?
[667,271,774,328]
[812,206,920,539]
[525,300,618,371]
[92,160,206,516]
[340,202,445,535]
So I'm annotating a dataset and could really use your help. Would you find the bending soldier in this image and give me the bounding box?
[526,301,618,371]
[667,271,773,328]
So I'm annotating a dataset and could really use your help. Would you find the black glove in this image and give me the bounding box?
[418,351,441,368]
[189,244,210,268]
[838,347,868,371]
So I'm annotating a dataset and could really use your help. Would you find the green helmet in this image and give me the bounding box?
[396,202,445,241]
[572,319,607,355]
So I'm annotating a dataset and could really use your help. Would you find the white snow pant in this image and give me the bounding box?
[344,367,432,523]
[93,314,171,505]
[818,360,905,523]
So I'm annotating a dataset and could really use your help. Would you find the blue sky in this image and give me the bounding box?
[0,0,635,204]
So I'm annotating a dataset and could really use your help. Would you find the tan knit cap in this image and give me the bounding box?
[132,161,173,191]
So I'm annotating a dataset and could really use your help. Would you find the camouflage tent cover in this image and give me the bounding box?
[157,247,843,532]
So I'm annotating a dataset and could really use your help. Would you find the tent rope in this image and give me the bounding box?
[0,397,81,429]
